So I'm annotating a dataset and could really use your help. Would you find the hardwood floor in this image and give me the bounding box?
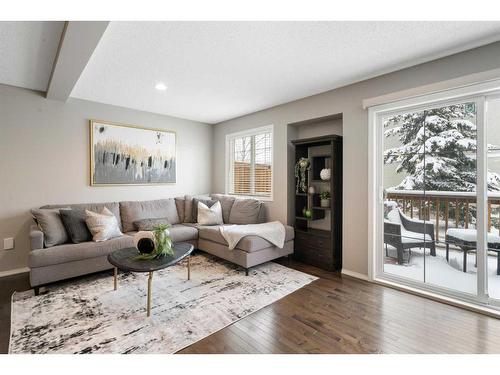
[0,272,30,354]
[2,259,500,354]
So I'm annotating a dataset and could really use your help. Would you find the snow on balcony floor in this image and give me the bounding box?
[384,245,500,299]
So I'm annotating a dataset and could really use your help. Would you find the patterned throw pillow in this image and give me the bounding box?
[133,218,170,231]
[192,198,217,223]
[85,207,123,242]
[197,201,223,225]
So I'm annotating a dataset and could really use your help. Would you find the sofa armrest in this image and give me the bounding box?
[30,224,44,250]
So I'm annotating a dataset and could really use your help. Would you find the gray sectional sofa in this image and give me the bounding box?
[29,194,294,294]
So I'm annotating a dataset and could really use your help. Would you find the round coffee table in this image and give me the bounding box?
[107,242,194,317]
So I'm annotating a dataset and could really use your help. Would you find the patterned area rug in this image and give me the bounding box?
[10,254,317,354]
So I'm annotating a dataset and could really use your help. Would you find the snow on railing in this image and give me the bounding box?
[386,189,500,242]
[386,189,500,199]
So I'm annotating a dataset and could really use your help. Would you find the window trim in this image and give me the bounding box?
[225,125,274,201]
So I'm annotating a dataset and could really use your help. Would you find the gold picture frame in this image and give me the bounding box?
[89,119,177,186]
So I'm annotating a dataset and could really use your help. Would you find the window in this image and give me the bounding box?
[226,125,273,199]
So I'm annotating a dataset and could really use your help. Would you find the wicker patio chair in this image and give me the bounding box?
[384,208,436,265]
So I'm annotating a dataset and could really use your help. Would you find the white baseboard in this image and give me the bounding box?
[0,267,30,278]
[341,268,369,281]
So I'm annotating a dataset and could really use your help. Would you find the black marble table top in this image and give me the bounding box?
[107,242,194,272]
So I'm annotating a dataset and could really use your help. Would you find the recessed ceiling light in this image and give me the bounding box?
[155,82,167,91]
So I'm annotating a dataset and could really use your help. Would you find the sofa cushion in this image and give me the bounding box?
[175,197,185,223]
[120,199,180,232]
[127,224,199,243]
[134,218,170,231]
[31,208,69,248]
[211,194,236,223]
[168,224,199,242]
[228,198,263,225]
[29,235,134,268]
[41,202,122,230]
[198,224,294,252]
[59,208,92,243]
[184,194,211,223]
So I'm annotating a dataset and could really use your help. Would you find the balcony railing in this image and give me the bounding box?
[386,189,500,242]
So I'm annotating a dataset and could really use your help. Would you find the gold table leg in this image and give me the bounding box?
[113,267,117,291]
[187,255,191,281]
[147,271,153,317]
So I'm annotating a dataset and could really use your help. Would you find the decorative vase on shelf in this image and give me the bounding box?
[319,191,331,208]
[320,198,330,208]
[304,209,312,219]
[308,186,316,195]
[320,168,331,181]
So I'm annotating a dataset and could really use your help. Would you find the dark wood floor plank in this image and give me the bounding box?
[3,259,500,354]
[0,272,30,354]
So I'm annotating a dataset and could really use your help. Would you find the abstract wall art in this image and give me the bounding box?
[90,120,176,185]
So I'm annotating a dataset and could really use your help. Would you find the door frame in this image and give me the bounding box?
[368,79,500,309]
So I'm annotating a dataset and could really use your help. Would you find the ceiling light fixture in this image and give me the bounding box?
[155,82,167,91]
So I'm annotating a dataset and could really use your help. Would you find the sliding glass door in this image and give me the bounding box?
[381,99,480,298]
[371,85,500,309]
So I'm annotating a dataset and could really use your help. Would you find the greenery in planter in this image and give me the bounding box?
[319,191,330,200]
[135,223,174,260]
[295,157,310,193]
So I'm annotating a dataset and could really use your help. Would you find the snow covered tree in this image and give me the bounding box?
[384,103,500,192]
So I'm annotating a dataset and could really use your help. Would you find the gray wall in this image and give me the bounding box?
[295,118,343,139]
[212,41,500,277]
[0,85,213,273]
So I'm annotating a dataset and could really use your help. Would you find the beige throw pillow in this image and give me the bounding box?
[197,201,223,225]
[85,207,123,242]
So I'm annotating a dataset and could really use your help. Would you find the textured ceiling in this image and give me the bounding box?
[70,21,500,123]
[2,21,500,123]
[0,21,64,91]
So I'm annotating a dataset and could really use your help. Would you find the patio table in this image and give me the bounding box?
[445,228,500,274]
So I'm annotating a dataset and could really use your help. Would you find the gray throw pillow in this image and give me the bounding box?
[60,208,92,243]
[134,218,170,231]
[192,198,217,223]
[211,194,236,223]
[31,208,69,247]
[228,198,263,224]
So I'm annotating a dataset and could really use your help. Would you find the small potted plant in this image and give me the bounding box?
[319,191,331,208]
[134,224,174,260]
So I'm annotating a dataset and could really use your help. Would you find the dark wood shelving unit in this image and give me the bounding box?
[291,134,342,271]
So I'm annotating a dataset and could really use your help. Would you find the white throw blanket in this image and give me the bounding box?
[219,221,286,250]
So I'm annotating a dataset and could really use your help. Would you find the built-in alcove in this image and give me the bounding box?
[287,113,343,271]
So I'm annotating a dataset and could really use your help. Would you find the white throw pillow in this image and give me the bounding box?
[85,207,123,242]
[197,201,223,225]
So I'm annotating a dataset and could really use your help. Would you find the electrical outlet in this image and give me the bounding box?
[4,238,14,250]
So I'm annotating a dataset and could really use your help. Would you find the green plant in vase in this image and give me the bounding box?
[135,224,174,260]
[319,191,331,208]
